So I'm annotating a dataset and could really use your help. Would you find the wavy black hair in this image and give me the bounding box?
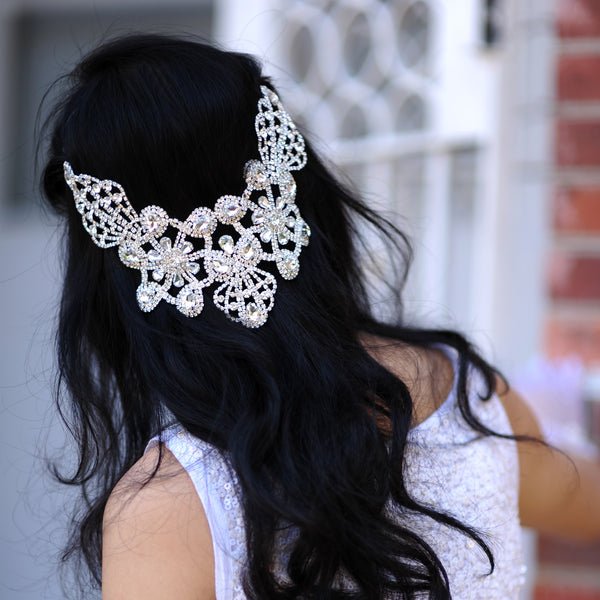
[40,34,504,599]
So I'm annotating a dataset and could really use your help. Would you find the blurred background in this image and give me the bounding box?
[1,0,599,598]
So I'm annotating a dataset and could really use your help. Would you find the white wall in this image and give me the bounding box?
[0,4,212,599]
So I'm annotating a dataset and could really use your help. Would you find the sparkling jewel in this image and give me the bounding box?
[181,241,194,254]
[136,282,161,312]
[245,160,269,187]
[277,251,300,279]
[240,240,255,260]
[300,222,311,245]
[118,244,141,267]
[219,235,235,254]
[192,214,209,234]
[173,272,185,287]
[179,290,198,310]
[186,208,215,237]
[246,302,260,321]
[258,196,270,209]
[159,237,171,250]
[225,199,241,218]
[275,197,285,210]
[140,206,167,234]
[212,257,230,274]
[176,284,203,317]
[152,267,164,281]
[216,196,245,224]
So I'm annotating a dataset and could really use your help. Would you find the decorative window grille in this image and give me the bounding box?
[277,0,482,327]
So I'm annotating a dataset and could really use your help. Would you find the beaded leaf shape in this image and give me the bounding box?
[63,86,310,328]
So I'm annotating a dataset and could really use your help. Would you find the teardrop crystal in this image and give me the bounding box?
[181,291,198,309]
[191,213,210,235]
[277,251,300,279]
[177,285,204,317]
[300,223,311,245]
[119,244,140,267]
[212,257,230,274]
[173,272,185,287]
[219,235,235,254]
[284,258,298,277]
[136,282,162,312]
[240,241,255,260]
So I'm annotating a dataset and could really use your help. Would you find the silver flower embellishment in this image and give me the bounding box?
[251,195,296,246]
[147,236,200,288]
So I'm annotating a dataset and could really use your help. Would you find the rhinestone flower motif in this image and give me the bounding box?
[252,195,295,245]
[147,236,200,288]
[63,86,310,328]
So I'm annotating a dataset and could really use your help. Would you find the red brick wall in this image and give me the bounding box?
[549,0,600,364]
[540,0,600,596]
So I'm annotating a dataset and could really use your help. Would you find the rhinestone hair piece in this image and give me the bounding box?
[63,86,310,328]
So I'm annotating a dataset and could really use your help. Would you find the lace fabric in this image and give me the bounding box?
[146,364,525,599]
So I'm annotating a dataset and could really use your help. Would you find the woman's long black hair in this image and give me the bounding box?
[40,34,505,599]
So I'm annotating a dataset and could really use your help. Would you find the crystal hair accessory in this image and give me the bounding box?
[63,86,310,328]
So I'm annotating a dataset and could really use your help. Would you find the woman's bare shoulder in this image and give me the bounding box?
[360,334,455,426]
[102,445,215,599]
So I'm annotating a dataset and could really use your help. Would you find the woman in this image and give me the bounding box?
[40,34,600,599]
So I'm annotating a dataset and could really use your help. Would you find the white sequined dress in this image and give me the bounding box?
[146,359,525,599]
